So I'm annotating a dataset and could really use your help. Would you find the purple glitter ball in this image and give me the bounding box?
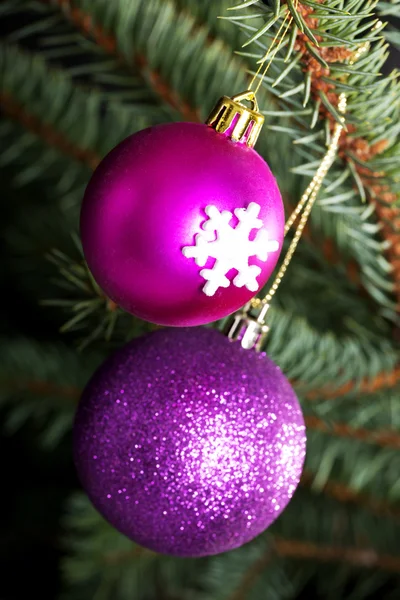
[74,327,306,557]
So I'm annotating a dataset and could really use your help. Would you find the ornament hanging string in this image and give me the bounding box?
[248,7,295,95]
[249,38,371,318]
[254,91,347,309]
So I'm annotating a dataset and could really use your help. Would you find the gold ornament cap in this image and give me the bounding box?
[206,90,264,148]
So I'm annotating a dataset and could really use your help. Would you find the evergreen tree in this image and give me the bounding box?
[0,1,399,598]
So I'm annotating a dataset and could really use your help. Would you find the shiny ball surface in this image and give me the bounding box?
[74,327,306,557]
[80,123,284,326]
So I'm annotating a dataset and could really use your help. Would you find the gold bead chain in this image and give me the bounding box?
[250,31,374,315]
[252,93,347,309]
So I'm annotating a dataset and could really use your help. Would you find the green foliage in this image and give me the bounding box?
[62,493,205,600]
[61,490,400,600]
[227,0,400,321]
[0,337,96,446]
[43,244,151,350]
[1,0,400,599]
[378,1,400,49]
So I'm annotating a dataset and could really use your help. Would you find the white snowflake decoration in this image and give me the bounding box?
[182,202,280,297]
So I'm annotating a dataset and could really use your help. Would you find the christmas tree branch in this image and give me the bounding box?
[273,537,400,572]
[1,378,80,401]
[94,537,400,579]
[136,55,201,121]
[0,91,100,168]
[41,0,217,121]
[0,339,93,447]
[304,416,400,450]
[228,538,400,600]
[268,307,398,391]
[102,545,154,565]
[0,42,156,196]
[226,548,273,600]
[300,470,400,520]
[375,200,400,311]
[4,5,396,326]
[1,3,399,596]
[61,489,400,598]
[229,1,400,320]
[304,366,400,399]
[64,0,200,121]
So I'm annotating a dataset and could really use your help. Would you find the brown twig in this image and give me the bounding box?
[227,547,273,600]
[135,55,201,122]
[295,2,400,310]
[274,537,400,572]
[98,538,400,600]
[301,469,400,519]
[228,536,400,600]
[3,378,81,401]
[0,91,100,169]
[305,415,400,449]
[45,0,201,122]
[103,545,154,565]
[371,194,400,311]
[304,366,400,400]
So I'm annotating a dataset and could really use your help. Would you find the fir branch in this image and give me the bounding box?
[1,4,399,597]
[273,537,400,572]
[227,537,400,600]
[61,492,201,599]
[41,0,237,122]
[102,546,155,565]
[374,199,400,311]
[2,378,80,401]
[0,91,100,168]
[226,546,273,600]
[136,56,200,122]
[228,2,400,319]
[45,246,156,349]
[301,470,400,520]
[304,416,400,450]
[305,365,400,399]
[0,42,155,199]
[0,338,96,447]
[267,306,398,391]
[56,0,200,121]
[46,245,399,387]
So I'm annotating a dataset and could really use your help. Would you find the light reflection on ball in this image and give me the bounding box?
[80,122,284,326]
[74,327,306,556]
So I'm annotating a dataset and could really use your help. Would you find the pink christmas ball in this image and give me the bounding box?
[81,123,284,326]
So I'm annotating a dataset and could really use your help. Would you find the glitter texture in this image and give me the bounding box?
[74,327,306,557]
